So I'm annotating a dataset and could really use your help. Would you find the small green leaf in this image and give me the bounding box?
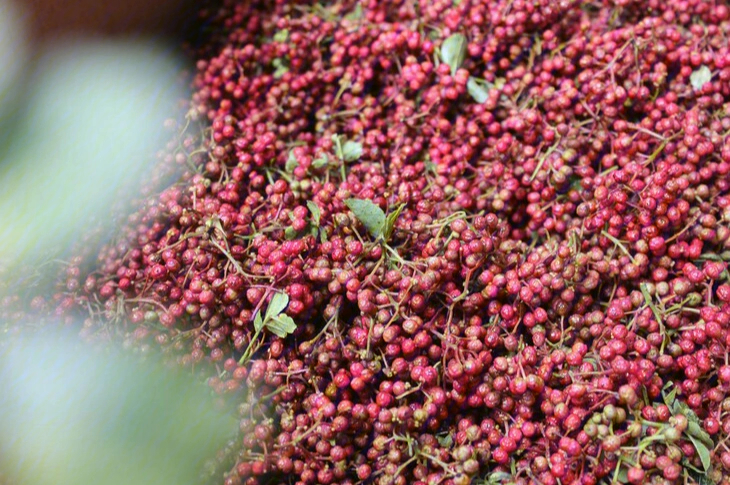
[341,140,363,162]
[265,292,289,321]
[345,198,385,239]
[383,203,405,242]
[440,33,467,76]
[265,314,297,338]
[614,465,629,484]
[312,156,328,169]
[253,311,264,332]
[284,226,298,240]
[690,65,712,91]
[306,201,321,227]
[436,433,453,448]
[687,434,711,472]
[662,382,678,410]
[467,77,490,103]
[676,400,703,425]
[273,29,289,43]
[687,420,713,447]
[285,151,298,172]
[484,471,512,484]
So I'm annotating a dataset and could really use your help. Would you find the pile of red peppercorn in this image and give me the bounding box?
[4,0,730,484]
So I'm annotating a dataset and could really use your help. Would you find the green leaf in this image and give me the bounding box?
[306,200,321,227]
[436,432,453,448]
[265,314,297,338]
[312,156,328,169]
[285,150,298,172]
[265,292,289,321]
[687,434,711,472]
[253,310,264,332]
[614,465,629,484]
[341,140,363,162]
[687,420,713,447]
[692,471,716,485]
[467,77,490,103]
[676,400,704,427]
[383,203,405,242]
[440,33,467,76]
[484,471,512,484]
[273,29,289,43]
[690,65,712,91]
[284,226,298,240]
[345,198,385,239]
[662,381,678,410]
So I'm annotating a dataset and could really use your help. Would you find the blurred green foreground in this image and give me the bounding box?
[0,328,236,485]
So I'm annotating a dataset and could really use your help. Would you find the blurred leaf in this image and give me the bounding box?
[0,41,185,269]
[0,328,236,485]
